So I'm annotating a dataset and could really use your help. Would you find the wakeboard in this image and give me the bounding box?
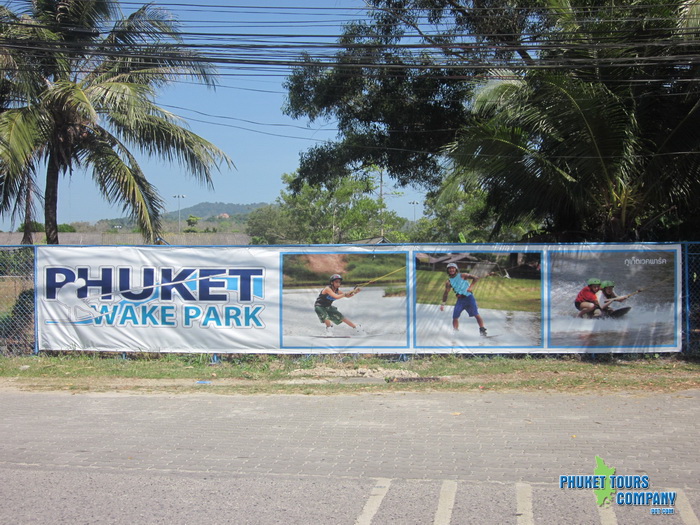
[575,306,631,320]
[606,306,631,319]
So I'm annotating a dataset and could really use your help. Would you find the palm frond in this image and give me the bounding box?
[0,107,46,174]
[83,134,164,243]
[678,0,700,34]
[107,111,233,185]
[0,1,229,243]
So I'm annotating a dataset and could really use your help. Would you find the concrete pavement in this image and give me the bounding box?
[0,389,698,524]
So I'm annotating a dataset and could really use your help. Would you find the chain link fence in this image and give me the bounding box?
[0,247,35,355]
[684,243,700,357]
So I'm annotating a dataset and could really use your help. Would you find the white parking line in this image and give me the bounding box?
[597,502,618,525]
[516,482,534,525]
[355,478,392,525]
[672,488,700,525]
[434,480,458,525]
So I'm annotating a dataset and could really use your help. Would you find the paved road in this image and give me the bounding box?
[0,389,698,524]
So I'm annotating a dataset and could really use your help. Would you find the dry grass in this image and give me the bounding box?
[1,353,698,395]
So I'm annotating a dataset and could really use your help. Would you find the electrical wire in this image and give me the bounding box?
[2,2,700,157]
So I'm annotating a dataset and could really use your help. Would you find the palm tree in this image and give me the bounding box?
[0,0,231,244]
[444,70,644,241]
[0,4,44,244]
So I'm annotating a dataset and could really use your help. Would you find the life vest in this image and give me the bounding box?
[449,275,472,297]
[314,287,338,307]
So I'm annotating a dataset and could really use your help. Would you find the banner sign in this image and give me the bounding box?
[35,243,682,354]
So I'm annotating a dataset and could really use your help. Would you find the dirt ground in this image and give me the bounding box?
[304,254,347,275]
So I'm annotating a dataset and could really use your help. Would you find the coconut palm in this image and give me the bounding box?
[444,70,646,241]
[0,0,231,244]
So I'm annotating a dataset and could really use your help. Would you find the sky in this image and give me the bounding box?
[0,0,427,231]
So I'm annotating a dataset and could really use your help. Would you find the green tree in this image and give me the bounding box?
[245,204,291,245]
[286,0,700,241]
[246,173,407,244]
[185,215,201,228]
[445,0,700,241]
[0,0,231,244]
[408,188,535,243]
[17,220,74,233]
[444,71,639,240]
[283,0,547,193]
[18,220,44,233]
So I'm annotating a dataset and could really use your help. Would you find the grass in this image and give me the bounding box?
[416,271,540,312]
[1,352,698,395]
[283,253,406,288]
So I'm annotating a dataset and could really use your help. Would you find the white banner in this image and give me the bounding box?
[35,243,682,354]
[37,246,279,353]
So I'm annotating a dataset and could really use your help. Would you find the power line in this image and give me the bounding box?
[3,1,700,155]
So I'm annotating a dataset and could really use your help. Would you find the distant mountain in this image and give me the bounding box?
[163,202,268,220]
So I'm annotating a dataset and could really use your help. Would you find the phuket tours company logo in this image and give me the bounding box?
[559,456,677,515]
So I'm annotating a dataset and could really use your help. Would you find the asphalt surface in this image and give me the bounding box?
[282,286,544,353]
[0,388,698,524]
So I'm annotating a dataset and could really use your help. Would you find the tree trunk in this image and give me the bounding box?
[20,230,33,245]
[44,152,60,245]
[20,181,33,245]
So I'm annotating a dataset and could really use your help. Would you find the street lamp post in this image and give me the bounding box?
[173,194,186,233]
[409,201,420,222]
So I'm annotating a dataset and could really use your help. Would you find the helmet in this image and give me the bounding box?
[601,280,615,288]
[329,274,342,283]
[587,278,601,285]
[446,263,459,272]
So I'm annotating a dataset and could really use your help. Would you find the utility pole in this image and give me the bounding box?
[379,171,385,237]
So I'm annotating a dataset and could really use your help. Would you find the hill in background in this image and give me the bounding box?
[1,202,270,234]
[162,202,268,221]
[60,202,271,234]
